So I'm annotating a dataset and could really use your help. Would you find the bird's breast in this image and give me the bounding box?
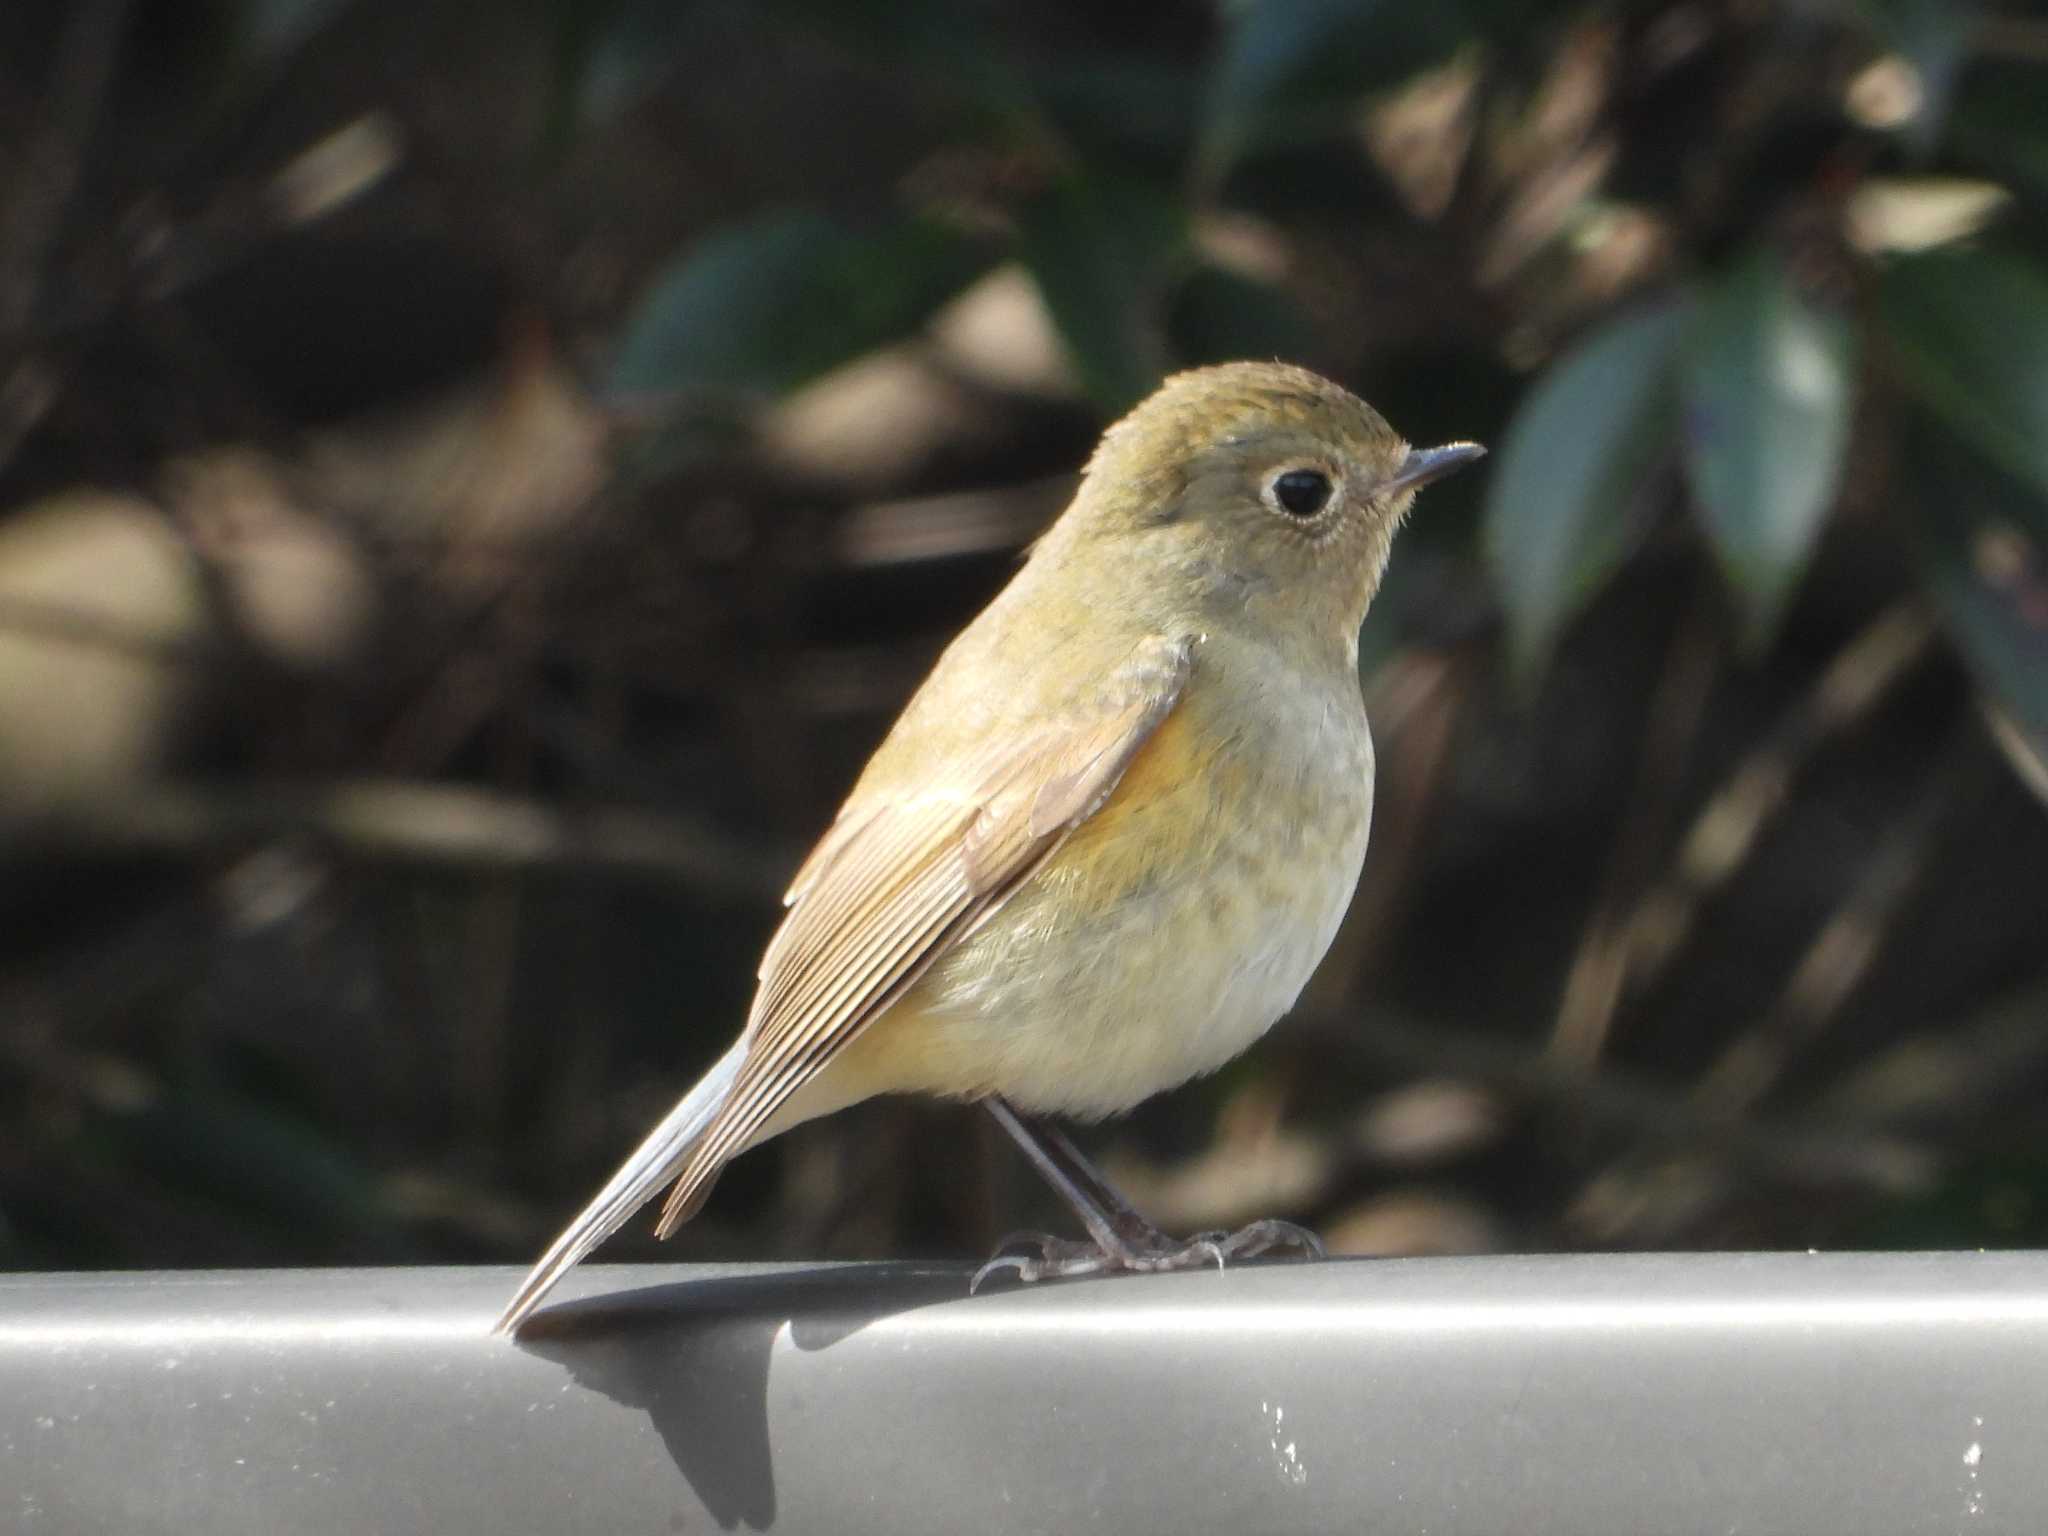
[881,661,1375,1118]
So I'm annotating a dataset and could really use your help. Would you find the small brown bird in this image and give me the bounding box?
[497,361,1481,1331]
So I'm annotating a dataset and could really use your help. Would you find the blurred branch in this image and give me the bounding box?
[1820,978,2048,1127]
[1983,704,2048,805]
[1563,734,1990,1240]
[1548,576,1721,1066]
[1316,1008,1932,1196]
[0,0,131,470]
[126,115,408,313]
[836,478,1068,568]
[1570,969,2048,1245]
[4,779,788,899]
[1308,647,1474,1007]
[1693,732,1985,1116]
[1616,600,1937,1002]
[0,0,129,330]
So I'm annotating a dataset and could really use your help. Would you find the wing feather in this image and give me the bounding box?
[754,797,966,1011]
[651,633,1195,1235]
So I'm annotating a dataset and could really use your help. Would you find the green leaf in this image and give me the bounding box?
[1484,302,1688,681]
[1680,249,1857,648]
[1901,417,2048,789]
[1881,245,2048,502]
[607,210,992,405]
[1201,0,1470,180]
[1016,173,1189,413]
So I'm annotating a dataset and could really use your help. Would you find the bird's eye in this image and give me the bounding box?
[1269,468,1333,518]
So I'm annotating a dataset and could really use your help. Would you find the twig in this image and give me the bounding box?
[1303,646,1473,1012]
[0,0,132,472]
[0,0,130,334]
[3,779,790,900]
[1616,601,1935,1002]
[1819,978,2048,1128]
[1309,1007,1931,1196]
[1691,732,1981,1117]
[836,478,1068,568]
[1548,577,1721,1066]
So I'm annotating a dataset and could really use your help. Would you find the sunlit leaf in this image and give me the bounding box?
[1901,418,2048,800]
[1017,173,1188,412]
[1484,302,1688,681]
[1681,249,1857,647]
[1880,245,2048,502]
[1200,0,1469,179]
[607,210,991,405]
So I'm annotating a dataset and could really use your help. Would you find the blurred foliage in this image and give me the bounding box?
[2,0,2047,1278]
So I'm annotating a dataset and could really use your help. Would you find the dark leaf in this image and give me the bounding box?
[1168,266,1317,369]
[1200,0,1470,180]
[766,0,1039,121]
[109,1087,385,1236]
[564,0,704,125]
[1484,301,1688,681]
[1946,60,2048,202]
[1033,58,1205,168]
[1902,417,2048,799]
[1681,248,1857,648]
[607,210,992,405]
[238,0,359,65]
[1881,245,2048,501]
[1017,172,1189,413]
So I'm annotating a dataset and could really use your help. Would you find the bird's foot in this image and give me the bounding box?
[972,1232,1119,1289]
[1208,1217,1327,1263]
[970,1218,1326,1291]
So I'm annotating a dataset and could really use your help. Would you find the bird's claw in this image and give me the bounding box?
[972,1231,1111,1290]
[970,1218,1327,1290]
[1209,1217,1326,1262]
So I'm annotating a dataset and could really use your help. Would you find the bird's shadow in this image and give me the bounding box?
[513,1264,972,1531]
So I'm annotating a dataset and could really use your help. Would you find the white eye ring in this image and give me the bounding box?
[1263,465,1339,519]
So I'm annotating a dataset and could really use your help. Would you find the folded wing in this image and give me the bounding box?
[653,633,1195,1234]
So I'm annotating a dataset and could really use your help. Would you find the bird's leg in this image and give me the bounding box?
[984,1096,1173,1252]
[973,1097,1327,1289]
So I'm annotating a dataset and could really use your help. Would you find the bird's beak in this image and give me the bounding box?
[1384,441,1486,495]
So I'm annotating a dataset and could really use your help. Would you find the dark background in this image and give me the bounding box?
[2,0,2045,1277]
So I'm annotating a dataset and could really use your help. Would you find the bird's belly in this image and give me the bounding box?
[872,698,1373,1119]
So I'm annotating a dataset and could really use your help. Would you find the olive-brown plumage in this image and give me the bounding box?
[497,362,1481,1330]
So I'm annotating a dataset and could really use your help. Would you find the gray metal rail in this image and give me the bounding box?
[5,1253,2047,1534]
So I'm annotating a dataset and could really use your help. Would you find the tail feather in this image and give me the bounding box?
[494,1039,747,1333]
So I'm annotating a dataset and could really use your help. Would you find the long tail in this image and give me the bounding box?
[494,1038,746,1333]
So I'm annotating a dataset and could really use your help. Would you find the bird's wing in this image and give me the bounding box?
[651,632,1194,1235]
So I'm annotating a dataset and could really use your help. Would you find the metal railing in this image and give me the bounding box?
[6,1252,2046,1533]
